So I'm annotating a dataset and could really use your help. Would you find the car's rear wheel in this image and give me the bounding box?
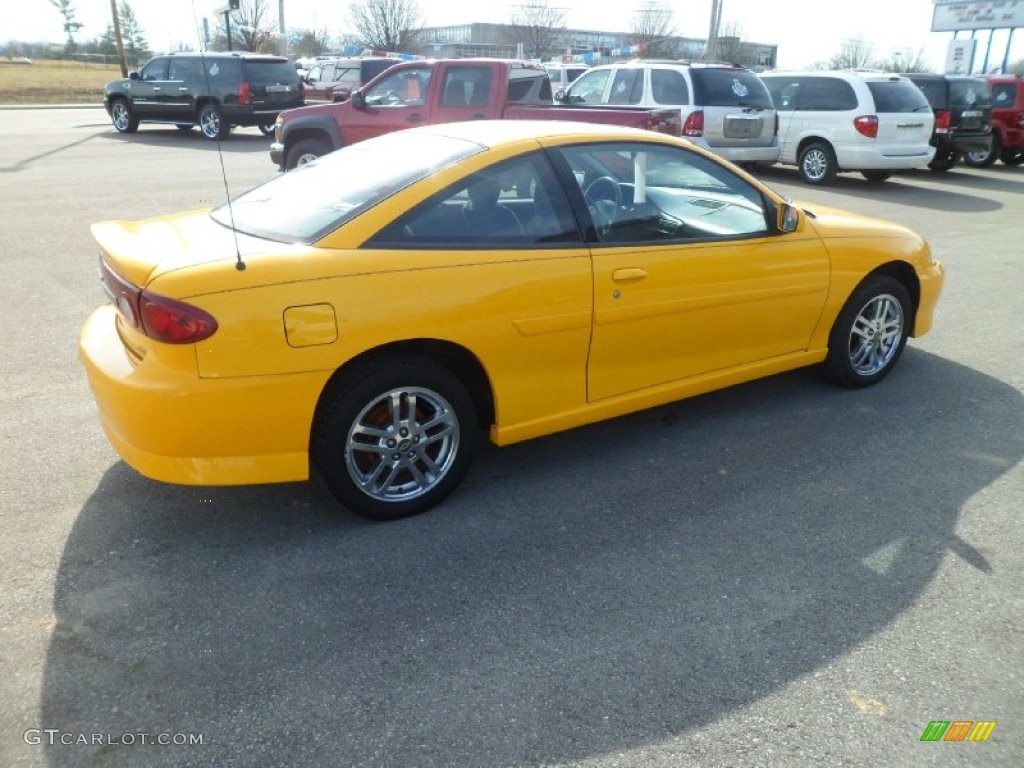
[285,137,331,170]
[257,122,275,136]
[1000,148,1024,166]
[963,136,999,167]
[928,149,958,172]
[798,141,837,184]
[861,170,892,182]
[198,104,230,140]
[824,275,911,388]
[312,355,479,521]
[110,100,138,133]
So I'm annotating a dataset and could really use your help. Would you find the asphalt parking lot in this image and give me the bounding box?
[1,108,1021,767]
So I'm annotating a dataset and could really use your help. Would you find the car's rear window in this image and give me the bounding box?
[211,132,483,243]
[991,82,1018,106]
[866,80,931,113]
[691,68,773,108]
[242,60,300,84]
[950,79,991,108]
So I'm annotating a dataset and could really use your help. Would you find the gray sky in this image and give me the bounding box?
[16,0,1024,71]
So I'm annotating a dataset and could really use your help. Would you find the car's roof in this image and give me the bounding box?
[413,119,674,149]
[762,70,910,82]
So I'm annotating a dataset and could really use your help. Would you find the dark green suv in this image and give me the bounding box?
[902,73,993,171]
[104,52,303,140]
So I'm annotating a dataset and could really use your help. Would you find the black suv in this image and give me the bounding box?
[104,52,303,140]
[902,73,993,171]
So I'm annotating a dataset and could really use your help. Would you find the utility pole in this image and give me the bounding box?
[108,0,128,76]
[279,0,287,56]
[705,0,723,61]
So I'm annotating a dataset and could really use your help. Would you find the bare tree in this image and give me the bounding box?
[291,27,332,58]
[216,0,278,52]
[715,21,746,64]
[349,0,424,53]
[1013,58,1024,77]
[880,48,931,73]
[506,2,566,60]
[628,1,677,60]
[828,38,878,70]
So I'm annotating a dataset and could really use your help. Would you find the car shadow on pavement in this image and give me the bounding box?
[40,350,1023,766]
[98,127,272,153]
[756,167,1003,213]
[0,131,107,174]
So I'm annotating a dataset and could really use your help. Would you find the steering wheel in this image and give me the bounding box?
[383,90,403,105]
[584,176,622,236]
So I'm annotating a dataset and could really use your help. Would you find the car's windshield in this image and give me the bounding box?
[211,132,483,242]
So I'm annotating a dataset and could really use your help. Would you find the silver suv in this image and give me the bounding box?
[557,61,779,165]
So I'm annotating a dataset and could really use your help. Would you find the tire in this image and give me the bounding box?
[861,170,892,182]
[257,122,275,136]
[198,104,230,140]
[928,149,958,172]
[798,141,837,185]
[963,136,998,167]
[285,137,332,170]
[110,99,138,134]
[824,275,912,388]
[312,354,480,521]
[1000,148,1024,166]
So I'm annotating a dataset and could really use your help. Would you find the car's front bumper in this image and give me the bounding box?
[78,305,324,486]
[270,141,285,169]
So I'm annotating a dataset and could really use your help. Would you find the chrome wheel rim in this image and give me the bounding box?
[200,109,220,138]
[345,386,459,503]
[112,103,130,130]
[848,293,904,376]
[802,149,828,181]
[965,148,991,164]
[295,152,319,167]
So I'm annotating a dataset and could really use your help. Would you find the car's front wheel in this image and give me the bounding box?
[312,355,480,520]
[798,141,837,184]
[198,104,230,140]
[110,100,138,133]
[285,137,331,170]
[824,275,912,388]
[257,122,275,136]
[963,136,999,167]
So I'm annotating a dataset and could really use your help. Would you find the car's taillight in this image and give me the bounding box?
[853,115,879,138]
[682,109,704,137]
[934,108,951,134]
[100,259,217,344]
[238,81,251,105]
[1016,112,1024,128]
[774,112,779,137]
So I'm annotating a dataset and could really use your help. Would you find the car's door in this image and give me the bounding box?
[345,65,435,144]
[551,141,831,402]
[129,57,170,118]
[166,56,201,119]
[303,63,330,102]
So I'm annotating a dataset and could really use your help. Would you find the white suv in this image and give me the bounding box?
[760,71,935,183]
[558,61,780,165]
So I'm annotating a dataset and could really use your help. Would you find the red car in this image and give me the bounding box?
[964,75,1024,167]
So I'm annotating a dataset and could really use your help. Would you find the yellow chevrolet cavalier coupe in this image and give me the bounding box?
[79,121,944,520]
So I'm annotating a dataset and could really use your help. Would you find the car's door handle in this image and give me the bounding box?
[897,121,924,128]
[152,87,161,92]
[406,114,425,123]
[612,268,648,283]
[178,87,189,92]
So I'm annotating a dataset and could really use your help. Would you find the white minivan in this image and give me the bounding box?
[760,71,935,183]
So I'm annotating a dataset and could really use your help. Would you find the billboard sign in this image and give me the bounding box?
[932,1,1024,32]
[945,38,976,73]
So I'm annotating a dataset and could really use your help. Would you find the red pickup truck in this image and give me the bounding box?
[270,59,682,170]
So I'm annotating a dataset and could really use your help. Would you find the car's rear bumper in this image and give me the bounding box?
[78,305,322,486]
[933,131,993,154]
[834,145,936,170]
[715,143,781,164]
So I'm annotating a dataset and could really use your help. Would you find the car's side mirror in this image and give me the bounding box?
[352,89,366,108]
[554,89,567,102]
[128,71,140,81]
[779,202,800,233]
[304,76,316,84]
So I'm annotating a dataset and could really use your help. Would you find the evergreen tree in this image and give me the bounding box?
[119,2,150,58]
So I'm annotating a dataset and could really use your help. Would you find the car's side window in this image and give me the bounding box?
[366,152,581,248]
[651,69,689,105]
[555,142,769,244]
[440,66,491,108]
[168,57,200,82]
[763,78,799,110]
[799,78,858,111]
[139,58,168,81]
[364,67,432,106]
[306,64,323,83]
[608,69,643,104]
[568,69,610,103]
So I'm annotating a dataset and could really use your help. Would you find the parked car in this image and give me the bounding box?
[901,73,993,171]
[104,52,303,140]
[558,60,780,166]
[302,56,402,103]
[760,71,935,183]
[79,120,944,521]
[544,62,589,92]
[271,59,683,170]
[964,74,1024,167]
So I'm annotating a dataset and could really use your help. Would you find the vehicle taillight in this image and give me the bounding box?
[238,81,251,105]
[1016,112,1024,128]
[683,109,704,137]
[934,108,950,134]
[774,112,779,136]
[853,115,879,138]
[100,259,217,344]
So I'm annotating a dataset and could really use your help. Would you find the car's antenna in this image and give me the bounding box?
[192,1,246,271]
